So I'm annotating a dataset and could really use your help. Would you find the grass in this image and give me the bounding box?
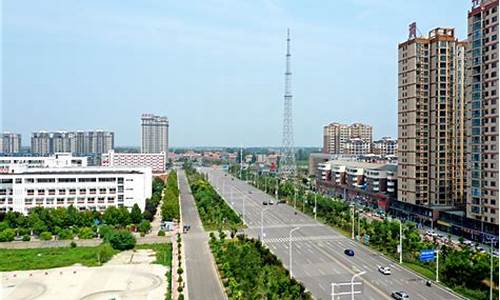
[403,262,435,280]
[0,244,119,271]
[136,243,173,300]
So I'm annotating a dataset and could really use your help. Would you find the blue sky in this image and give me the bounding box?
[2,0,470,147]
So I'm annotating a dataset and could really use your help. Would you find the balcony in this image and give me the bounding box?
[387,187,395,193]
[387,181,395,186]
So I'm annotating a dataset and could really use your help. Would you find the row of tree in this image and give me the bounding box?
[210,232,312,300]
[143,177,166,221]
[185,166,243,230]
[161,170,180,222]
[237,171,499,300]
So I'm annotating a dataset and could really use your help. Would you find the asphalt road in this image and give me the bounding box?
[179,170,227,300]
[203,167,462,300]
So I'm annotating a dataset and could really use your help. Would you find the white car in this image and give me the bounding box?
[378,265,391,275]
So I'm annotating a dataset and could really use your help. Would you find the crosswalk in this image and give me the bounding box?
[263,235,344,243]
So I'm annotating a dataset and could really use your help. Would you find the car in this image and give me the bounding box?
[391,291,409,300]
[269,200,275,205]
[248,191,252,194]
[378,265,391,275]
[344,249,355,256]
[278,200,286,204]
[262,201,268,205]
[425,230,433,236]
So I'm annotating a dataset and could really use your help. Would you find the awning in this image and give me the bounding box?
[437,220,451,227]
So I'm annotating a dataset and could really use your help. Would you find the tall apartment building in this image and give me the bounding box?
[398,27,466,207]
[466,0,499,227]
[341,138,372,155]
[31,130,114,156]
[323,122,372,154]
[141,114,169,154]
[0,133,22,154]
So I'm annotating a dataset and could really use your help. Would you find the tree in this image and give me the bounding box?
[130,204,143,224]
[108,230,136,250]
[138,220,151,234]
[58,229,74,240]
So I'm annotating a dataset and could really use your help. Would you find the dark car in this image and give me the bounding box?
[278,200,286,204]
[344,249,355,256]
[262,201,268,205]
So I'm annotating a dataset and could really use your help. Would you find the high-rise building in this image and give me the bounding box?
[398,27,466,207]
[341,138,372,155]
[141,114,169,154]
[323,122,372,154]
[31,130,114,156]
[466,0,499,228]
[0,133,22,154]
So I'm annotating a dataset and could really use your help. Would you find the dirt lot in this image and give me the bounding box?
[1,249,168,300]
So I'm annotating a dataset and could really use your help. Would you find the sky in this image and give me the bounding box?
[2,0,470,147]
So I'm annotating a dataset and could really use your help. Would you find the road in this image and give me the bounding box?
[204,167,461,300]
[179,170,227,300]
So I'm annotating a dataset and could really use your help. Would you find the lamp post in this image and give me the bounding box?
[314,193,317,220]
[350,271,366,300]
[289,227,300,278]
[294,187,297,209]
[261,207,270,240]
[351,205,355,240]
[489,240,494,300]
[399,219,403,264]
[275,178,279,201]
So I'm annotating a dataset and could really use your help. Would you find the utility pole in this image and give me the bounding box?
[294,187,297,209]
[275,178,279,201]
[351,206,355,239]
[490,240,493,300]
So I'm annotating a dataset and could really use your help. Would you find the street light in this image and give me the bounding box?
[289,226,300,278]
[294,186,297,209]
[351,205,355,240]
[398,219,403,264]
[350,271,366,300]
[314,193,317,220]
[261,207,270,240]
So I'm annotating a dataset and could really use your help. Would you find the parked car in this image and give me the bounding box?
[391,291,409,300]
[278,200,286,204]
[262,201,268,205]
[248,191,252,194]
[269,200,275,205]
[344,249,355,256]
[378,265,391,275]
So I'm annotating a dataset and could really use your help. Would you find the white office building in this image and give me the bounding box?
[0,166,152,214]
[101,150,166,173]
[0,153,88,173]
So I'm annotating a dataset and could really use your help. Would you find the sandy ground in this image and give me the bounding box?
[1,249,168,300]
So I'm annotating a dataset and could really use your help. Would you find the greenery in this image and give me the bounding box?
[39,231,53,241]
[144,177,166,221]
[138,220,151,233]
[0,228,16,242]
[108,230,136,250]
[210,233,312,300]
[234,169,500,300]
[130,203,143,224]
[0,243,119,271]
[161,170,180,222]
[186,166,243,231]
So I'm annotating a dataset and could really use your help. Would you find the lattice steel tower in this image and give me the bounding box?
[278,28,297,178]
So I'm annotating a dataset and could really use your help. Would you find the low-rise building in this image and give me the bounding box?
[316,159,397,209]
[101,150,166,173]
[0,165,152,214]
[372,137,398,156]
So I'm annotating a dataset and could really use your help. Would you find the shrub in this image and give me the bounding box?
[22,235,31,242]
[178,293,184,300]
[97,243,115,263]
[58,229,74,240]
[78,227,94,239]
[157,230,165,236]
[0,228,16,242]
[108,230,136,250]
[70,241,77,248]
[17,227,30,236]
[99,225,114,241]
[177,286,183,292]
[177,267,184,275]
[39,231,53,241]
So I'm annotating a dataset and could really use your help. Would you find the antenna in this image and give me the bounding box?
[278,28,297,179]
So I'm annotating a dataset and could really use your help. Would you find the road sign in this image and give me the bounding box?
[419,249,435,262]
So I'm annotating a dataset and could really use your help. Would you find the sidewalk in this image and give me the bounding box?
[178,170,226,300]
